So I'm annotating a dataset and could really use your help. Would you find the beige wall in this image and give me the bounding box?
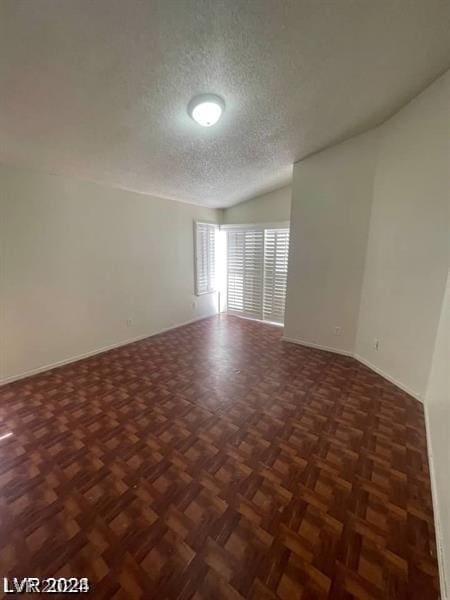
[222,186,291,224]
[284,129,380,354]
[285,71,449,397]
[0,165,220,383]
[284,72,449,592]
[355,71,449,399]
[425,271,450,596]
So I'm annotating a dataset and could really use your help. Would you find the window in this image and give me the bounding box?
[226,225,290,324]
[263,228,290,323]
[194,222,217,295]
[227,229,264,319]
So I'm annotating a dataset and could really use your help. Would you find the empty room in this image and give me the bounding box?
[0,1,449,598]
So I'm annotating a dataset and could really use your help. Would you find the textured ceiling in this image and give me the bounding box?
[1,1,449,208]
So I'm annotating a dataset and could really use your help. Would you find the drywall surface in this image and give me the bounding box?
[222,186,291,224]
[0,164,219,382]
[284,71,449,595]
[284,129,380,353]
[425,271,450,598]
[356,71,449,399]
[285,71,449,397]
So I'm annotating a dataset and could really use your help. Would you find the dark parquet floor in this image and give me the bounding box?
[0,315,439,599]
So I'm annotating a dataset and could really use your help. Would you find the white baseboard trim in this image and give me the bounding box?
[280,336,423,402]
[281,336,353,357]
[0,313,216,386]
[426,409,449,600]
[424,405,449,600]
[2,315,446,596]
[283,334,448,594]
[353,353,423,403]
[3,318,444,595]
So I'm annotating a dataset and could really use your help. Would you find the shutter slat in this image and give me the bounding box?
[227,229,264,319]
[195,222,217,295]
[226,226,289,323]
[263,228,290,324]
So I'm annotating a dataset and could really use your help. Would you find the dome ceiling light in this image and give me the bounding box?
[188,94,225,127]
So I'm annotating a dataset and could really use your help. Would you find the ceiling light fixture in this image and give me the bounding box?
[188,94,225,127]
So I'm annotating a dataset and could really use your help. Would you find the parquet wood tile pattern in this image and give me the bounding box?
[0,315,439,599]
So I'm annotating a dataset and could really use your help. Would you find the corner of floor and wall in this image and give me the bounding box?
[0,167,224,385]
[283,70,450,595]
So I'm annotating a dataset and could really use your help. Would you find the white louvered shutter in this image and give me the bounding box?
[263,228,290,323]
[227,229,264,319]
[195,222,217,295]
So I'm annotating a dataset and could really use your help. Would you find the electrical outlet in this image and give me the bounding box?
[374,338,380,351]
[126,318,133,327]
[333,326,342,336]
[192,300,197,309]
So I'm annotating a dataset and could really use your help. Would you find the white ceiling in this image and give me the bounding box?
[1,1,449,208]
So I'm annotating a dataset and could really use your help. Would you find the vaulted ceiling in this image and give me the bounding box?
[1,0,449,207]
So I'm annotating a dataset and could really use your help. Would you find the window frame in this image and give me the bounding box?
[222,221,290,324]
[194,220,218,296]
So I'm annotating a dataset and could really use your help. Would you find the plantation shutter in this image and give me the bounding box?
[263,228,290,323]
[195,222,216,295]
[227,229,264,319]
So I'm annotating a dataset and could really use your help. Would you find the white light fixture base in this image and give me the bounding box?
[188,94,225,127]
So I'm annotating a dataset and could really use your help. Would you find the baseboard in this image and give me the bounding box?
[283,334,447,594]
[281,336,423,402]
[2,315,446,596]
[353,353,423,403]
[0,313,216,386]
[424,405,449,600]
[281,336,353,357]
